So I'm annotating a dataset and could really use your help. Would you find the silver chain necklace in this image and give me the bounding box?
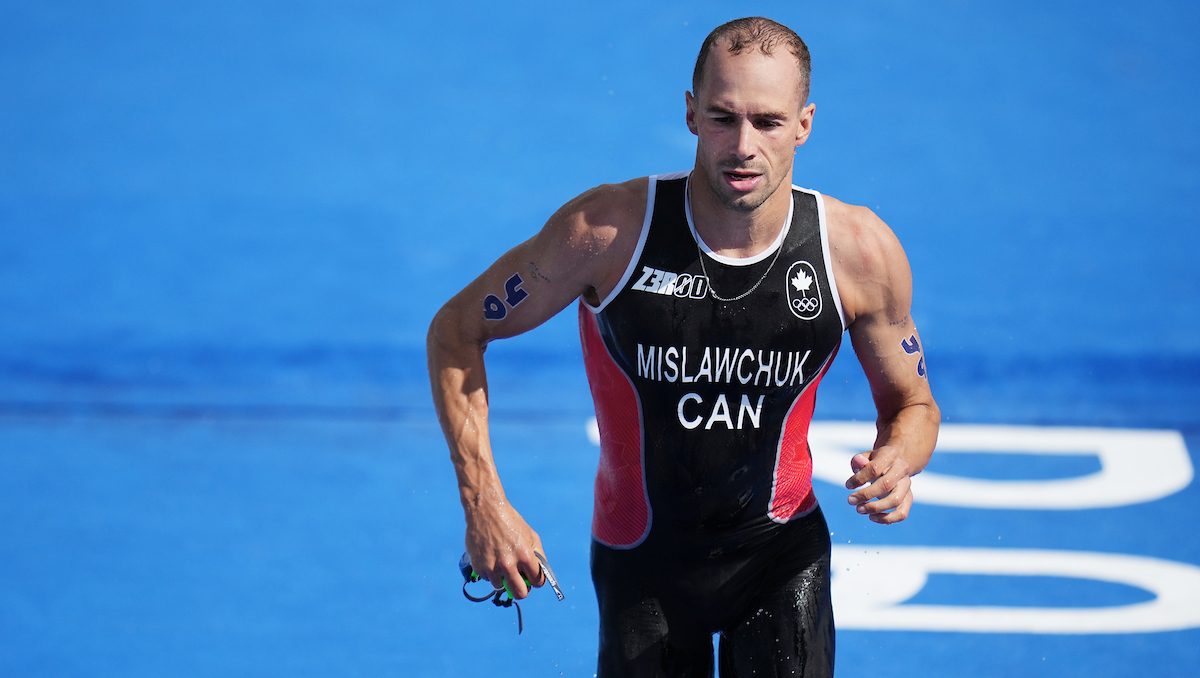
[688,178,786,303]
[695,237,784,302]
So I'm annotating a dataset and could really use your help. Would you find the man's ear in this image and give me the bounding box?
[795,102,816,147]
[685,90,699,136]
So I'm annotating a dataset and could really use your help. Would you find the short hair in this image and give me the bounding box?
[691,17,812,104]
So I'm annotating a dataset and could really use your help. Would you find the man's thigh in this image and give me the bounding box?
[717,552,835,678]
[595,593,716,678]
[593,543,716,677]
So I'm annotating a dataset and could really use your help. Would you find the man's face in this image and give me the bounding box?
[686,44,815,213]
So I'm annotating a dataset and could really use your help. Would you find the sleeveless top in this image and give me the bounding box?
[579,172,845,552]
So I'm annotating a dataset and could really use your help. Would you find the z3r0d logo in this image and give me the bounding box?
[785,261,822,320]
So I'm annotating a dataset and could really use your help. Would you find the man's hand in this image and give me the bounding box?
[464,497,547,599]
[844,445,916,524]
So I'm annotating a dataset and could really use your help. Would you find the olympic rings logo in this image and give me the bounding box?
[792,297,819,314]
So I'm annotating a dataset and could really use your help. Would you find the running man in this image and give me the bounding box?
[427,16,940,677]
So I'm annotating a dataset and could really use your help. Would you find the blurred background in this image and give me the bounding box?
[1,1,1197,676]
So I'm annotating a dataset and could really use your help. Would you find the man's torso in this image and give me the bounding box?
[580,172,845,553]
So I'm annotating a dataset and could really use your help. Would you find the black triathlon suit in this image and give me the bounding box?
[579,172,845,677]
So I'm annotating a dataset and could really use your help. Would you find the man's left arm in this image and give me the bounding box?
[833,204,941,524]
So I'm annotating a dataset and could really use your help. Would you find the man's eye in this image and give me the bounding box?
[712,116,734,125]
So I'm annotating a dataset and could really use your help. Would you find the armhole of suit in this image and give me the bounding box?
[584,175,659,314]
[809,188,848,331]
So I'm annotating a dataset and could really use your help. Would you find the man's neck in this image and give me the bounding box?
[688,171,793,259]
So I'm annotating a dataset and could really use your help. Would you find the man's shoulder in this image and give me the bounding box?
[576,176,649,223]
[817,192,887,236]
[540,177,652,305]
[817,192,905,278]
[815,192,913,325]
[549,177,649,250]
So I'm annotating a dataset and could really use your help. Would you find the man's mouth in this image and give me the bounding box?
[723,169,763,192]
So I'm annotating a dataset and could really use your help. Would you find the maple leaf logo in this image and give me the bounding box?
[791,270,813,294]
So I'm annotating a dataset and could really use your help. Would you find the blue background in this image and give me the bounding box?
[1,2,1197,676]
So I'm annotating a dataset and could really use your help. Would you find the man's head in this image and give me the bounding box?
[692,17,811,106]
[686,17,816,213]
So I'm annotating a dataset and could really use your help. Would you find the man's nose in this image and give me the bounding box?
[734,121,756,160]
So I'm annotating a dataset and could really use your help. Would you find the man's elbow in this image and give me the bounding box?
[925,397,942,430]
[427,304,450,350]
[427,302,487,365]
[906,398,941,444]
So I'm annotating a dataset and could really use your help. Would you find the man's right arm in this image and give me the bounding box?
[426,179,645,598]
